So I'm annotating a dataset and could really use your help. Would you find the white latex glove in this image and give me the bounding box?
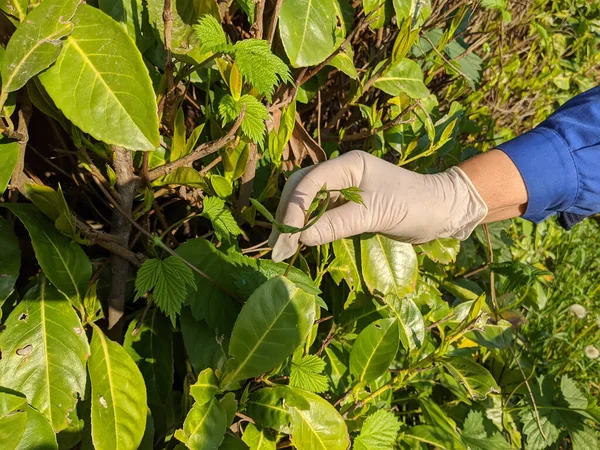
[268,150,488,263]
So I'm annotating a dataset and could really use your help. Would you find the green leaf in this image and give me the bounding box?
[0,138,19,194]
[374,58,430,98]
[461,410,510,450]
[0,281,89,432]
[15,405,58,450]
[219,94,269,142]
[174,398,227,450]
[25,184,77,237]
[360,233,418,298]
[154,167,208,189]
[38,4,160,150]
[83,281,105,324]
[221,433,250,450]
[170,107,187,162]
[202,196,242,242]
[328,47,358,79]
[232,39,292,96]
[383,294,424,351]
[290,355,329,393]
[329,238,362,290]
[0,0,80,93]
[223,276,316,386]
[393,0,431,29]
[0,391,27,449]
[190,369,219,406]
[242,423,276,450]
[560,375,587,409]
[440,356,500,401]
[0,0,27,22]
[402,425,464,450]
[350,317,399,382]
[211,174,234,198]
[279,0,338,67]
[354,409,400,450]
[417,238,461,264]
[180,312,228,374]
[247,387,293,433]
[363,0,388,30]
[98,0,154,53]
[220,392,238,427]
[287,387,350,450]
[124,309,174,410]
[193,14,230,53]
[89,325,147,450]
[0,217,20,305]
[134,256,196,325]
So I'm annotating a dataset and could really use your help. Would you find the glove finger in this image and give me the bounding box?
[300,200,371,246]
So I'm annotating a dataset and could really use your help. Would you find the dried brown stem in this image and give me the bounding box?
[148,108,245,181]
[252,0,266,39]
[266,0,283,44]
[163,0,177,125]
[10,95,33,196]
[236,142,258,215]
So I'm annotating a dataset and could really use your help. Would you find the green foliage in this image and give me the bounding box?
[0,0,599,449]
[134,256,196,324]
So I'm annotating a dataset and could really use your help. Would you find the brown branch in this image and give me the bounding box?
[163,0,176,125]
[266,0,283,44]
[252,0,266,39]
[9,95,33,196]
[147,108,245,181]
[80,148,123,204]
[107,147,139,337]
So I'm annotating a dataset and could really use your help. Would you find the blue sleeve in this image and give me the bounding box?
[497,85,600,229]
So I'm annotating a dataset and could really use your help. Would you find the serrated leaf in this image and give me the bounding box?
[190,369,219,406]
[560,375,587,409]
[89,326,147,450]
[202,196,242,242]
[383,294,424,351]
[38,4,160,150]
[350,318,399,382]
[219,94,269,142]
[0,281,89,432]
[0,217,20,306]
[440,356,500,401]
[0,391,27,449]
[83,281,104,324]
[290,355,329,393]
[174,398,227,449]
[1,0,80,93]
[16,405,58,450]
[193,14,230,53]
[286,387,350,450]
[0,138,19,194]
[242,423,276,450]
[374,58,430,98]
[232,39,292,96]
[223,277,316,386]
[279,0,338,67]
[360,233,418,298]
[124,309,173,418]
[354,409,400,450]
[134,256,196,325]
[461,409,510,450]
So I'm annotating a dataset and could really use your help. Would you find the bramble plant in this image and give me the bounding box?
[0,0,599,450]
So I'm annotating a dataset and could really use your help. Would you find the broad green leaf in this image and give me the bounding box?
[0,391,27,450]
[287,387,350,450]
[124,309,174,410]
[383,295,424,351]
[0,281,89,432]
[98,0,154,52]
[220,392,238,427]
[350,317,399,382]
[89,326,147,450]
[174,398,227,450]
[38,5,160,150]
[211,174,233,198]
[354,409,400,450]
[279,0,338,67]
[374,58,430,98]
[417,238,460,264]
[25,183,77,237]
[329,238,361,290]
[0,138,18,195]
[153,167,208,189]
[16,405,58,450]
[329,48,358,79]
[0,0,80,94]
[180,313,228,374]
[460,410,510,450]
[223,276,316,386]
[402,425,464,450]
[324,342,350,392]
[190,369,219,406]
[0,217,20,305]
[242,423,276,450]
[360,233,417,298]
[246,387,293,433]
[1,204,91,302]
[221,433,250,450]
[440,356,500,400]
[0,0,27,22]
[170,108,187,162]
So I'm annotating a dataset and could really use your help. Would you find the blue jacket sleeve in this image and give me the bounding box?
[497,86,600,229]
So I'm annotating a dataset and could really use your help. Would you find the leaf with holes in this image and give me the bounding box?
[0,281,89,432]
[350,318,399,382]
[88,325,147,450]
[38,4,159,150]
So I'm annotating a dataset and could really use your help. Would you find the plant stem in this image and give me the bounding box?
[284,244,302,277]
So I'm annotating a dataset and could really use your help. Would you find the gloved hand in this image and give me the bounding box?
[268,150,488,263]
